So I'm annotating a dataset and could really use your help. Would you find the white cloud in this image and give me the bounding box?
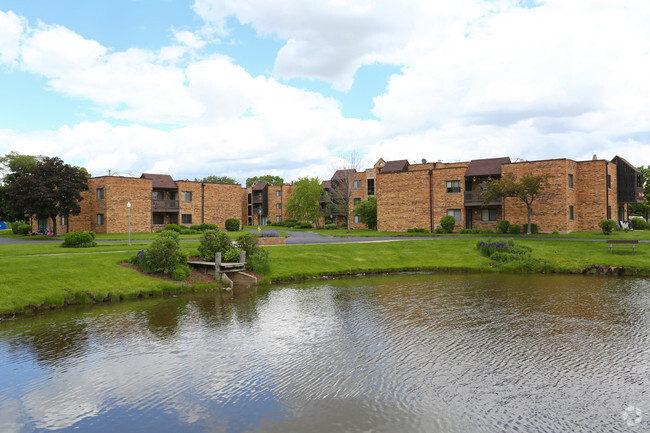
[0,10,26,65]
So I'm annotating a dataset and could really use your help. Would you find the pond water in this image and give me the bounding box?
[1,274,649,432]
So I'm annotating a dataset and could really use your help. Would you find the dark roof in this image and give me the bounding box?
[141,173,178,189]
[332,169,357,181]
[252,181,269,191]
[611,156,641,174]
[381,159,409,173]
[465,157,511,177]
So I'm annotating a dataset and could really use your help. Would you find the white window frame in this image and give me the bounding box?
[446,180,461,194]
[96,188,104,200]
[447,209,461,222]
[481,208,497,222]
[96,214,104,226]
[353,180,362,189]
[181,191,192,202]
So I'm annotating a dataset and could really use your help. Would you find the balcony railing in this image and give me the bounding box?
[464,190,501,206]
[153,200,179,212]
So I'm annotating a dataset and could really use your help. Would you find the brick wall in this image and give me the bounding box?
[377,170,432,232]
[431,165,467,230]
[203,182,244,228]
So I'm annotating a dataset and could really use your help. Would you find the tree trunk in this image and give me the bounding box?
[51,215,57,236]
[526,206,532,235]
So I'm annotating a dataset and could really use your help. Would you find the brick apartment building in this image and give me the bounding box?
[32,154,643,234]
[39,173,244,234]
[375,155,643,233]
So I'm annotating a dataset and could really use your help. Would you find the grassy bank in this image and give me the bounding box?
[1,237,648,317]
[263,238,650,282]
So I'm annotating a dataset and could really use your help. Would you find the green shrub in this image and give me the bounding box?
[62,231,97,248]
[434,227,447,234]
[225,218,240,231]
[407,228,429,233]
[222,248,241,263]
[598,219,617,235]
[247,249,271,275]
[479,229,496,234]
[297,222,313,229]
[87,231,96,239]
[130,248,155,273]
[522,223,539,234]
[198,229,233,261]
[145,230,188,276]
[324,223,337,230]
[509,224,521,235]
[198,223,218,231]
[459,228,478,234]
[16,223,32,236]
[164,224,181,232]
[190,224,202,231]
[631,219,649,230]
[439,215,456,233]
[497,220,510,234]
[179,228,200,235]
[171,264,191,281]
[236,233,258,258]
[11,221,22,234]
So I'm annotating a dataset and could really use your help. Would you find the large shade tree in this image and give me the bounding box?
[480,173,551,234]
[353,196,377,230]
[7,157,89,235]
[326,151,360,232]
[0,152,44,221]
[246,175,284,187]
[197,175,237,184]
[285,177,324,226]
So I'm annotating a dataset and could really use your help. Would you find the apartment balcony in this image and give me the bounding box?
[464,190,501,207]
[618,185,644,204]
[153,200,179,212]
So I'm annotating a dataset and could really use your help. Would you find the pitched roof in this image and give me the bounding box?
[465,157,511,178]
[381,159,409,173]
[252,181,269,191]
[141,173,177,189]
[611,156,642,174]
[332,169,357,181]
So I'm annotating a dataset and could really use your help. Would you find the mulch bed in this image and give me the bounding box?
[120,262,218,285]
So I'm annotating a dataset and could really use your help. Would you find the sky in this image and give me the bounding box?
[1,0,650,184]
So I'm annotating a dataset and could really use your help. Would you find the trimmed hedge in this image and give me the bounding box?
[62,231,97,248]
[497,220,510,234]
[407,228,429,233]
[522,223,539,234]
[599,219,616,235]
[439,215,456,233]
[509,224,521,235]
[164,224,181,232]
[225,218,240,231]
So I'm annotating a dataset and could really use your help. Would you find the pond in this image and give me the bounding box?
[1,274,649,432]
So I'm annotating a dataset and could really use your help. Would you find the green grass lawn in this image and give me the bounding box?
[1,233,648,316]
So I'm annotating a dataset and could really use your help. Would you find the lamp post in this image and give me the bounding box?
[127,202,131,246]
[258,208,262,229]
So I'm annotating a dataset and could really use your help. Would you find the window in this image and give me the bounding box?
[96,188,104,200]
[60,215,67,227]
[367,179,375,196]
[169,191,178,201]
[276,203,282,210]
[276,190,282,197]
[153,214,165,225]
[276,216,282,222]
[353,198,361,206]
[152,191,164,201]
[353,180,362,189]
[169,214,178,225]
[182,214,192,224]
[568,174,574,189]
[447,209,461,223]
[96,214,104,226]
[481,209,497,222]
[354,215,361,223]
[569,206,574,221]
[446,180,461,194]
[607,175,611,189]
[181,191,192,202]
[607,206,611,219]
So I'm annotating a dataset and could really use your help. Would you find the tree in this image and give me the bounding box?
[285,177,324,226]
[327,151,360,232]
[197,175,237,184]
[629,165,650,221]
[7,157,89,235]
[0,152,45,221]
[246,175,284,187]
[480,173,551,235]
[353,197,377,229]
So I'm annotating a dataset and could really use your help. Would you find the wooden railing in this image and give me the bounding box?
[152,200,179,212]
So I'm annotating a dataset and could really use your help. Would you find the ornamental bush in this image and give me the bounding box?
[198,229,232,261]
[324,223,337,230]
[522,223,539,234]
[225,218,240,231]
[631,218,649,230]
[222,248,241,263]
[407,228,429,233]
[62,231,97,248]
[198,223,218,231]
[497,220,510,234]
[297,222,313,229]
[439,215,456,233]
[509,224,521,235]
[599,219,617,235]
[16,223,32,236]
[236,232,271,274]
[164,224,181,232]
[146,230,188,276]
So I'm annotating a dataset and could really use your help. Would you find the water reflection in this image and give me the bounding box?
[0,274,649,432]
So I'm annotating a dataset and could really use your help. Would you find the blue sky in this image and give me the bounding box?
[1,0,649,182]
